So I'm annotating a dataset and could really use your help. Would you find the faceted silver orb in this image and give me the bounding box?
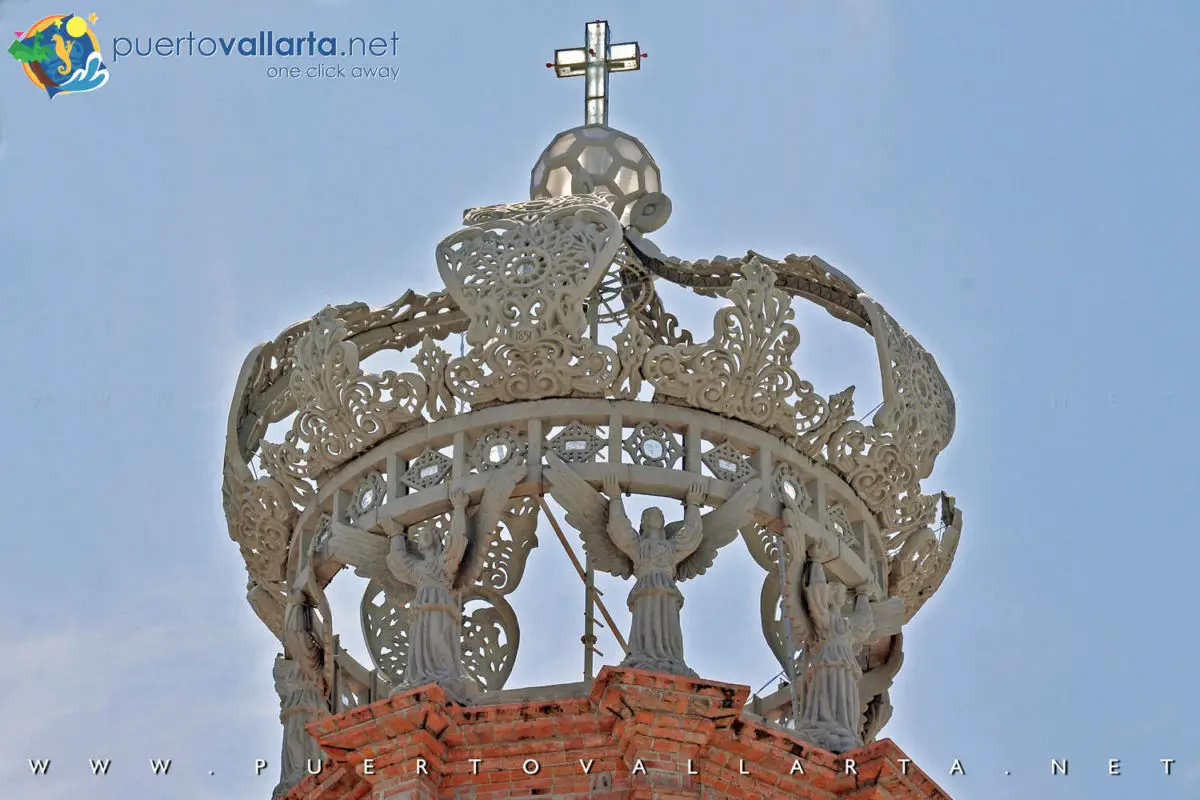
[530,125,663,223]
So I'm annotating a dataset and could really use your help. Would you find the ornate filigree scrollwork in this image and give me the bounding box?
[223,441,296,594]
[624,422,682,468]
[824,295,955,539]
[437,204,624,406]
[549,422,606,463]
[866,298,956,479]
[773,463,813,512]
[701,442,755,484]
[461,587,520,691]
[643,258,831,438]
[349,472,387,524]
[357,498,536,692]
[470,427,527,472]
[463,193,616,226]
[401,449,453,490]
[283,308,429,477]
[360,578,413,684]
[612,313,654,400]
[890,494,963,623]
[414,336,456,421]
[827,503,856,549]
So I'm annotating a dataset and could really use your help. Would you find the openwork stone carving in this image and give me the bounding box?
[437,204,624,406]
[413,336,456,421]
[224,92,967,766]
[701,442,755,484]
[890,494,963,623]
[825,296,955,535]
[401,449,452,490]
[356,497,539,688]
[549,422,606,463]
[643,258,831,439]
[773,463,813,512]
[464,192,616,226]
[546,455,761,676]
[624,422,682,468]
[360,578,411,684]
[329,465,524,702]
[461,587,520,691]
[349,472,387,523]
[827,503,855,549]
[471,427,527,472]
[859,633,904,745]
[223,461,295,593]
[286,308,428,478]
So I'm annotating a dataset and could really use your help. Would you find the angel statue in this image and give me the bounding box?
[327,464,523,703]
[545,453,761,676]
[276,585,330,797]
[790,558,877,753]
[779,505,905,752]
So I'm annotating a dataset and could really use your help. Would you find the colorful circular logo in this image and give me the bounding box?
[9,12,108,98]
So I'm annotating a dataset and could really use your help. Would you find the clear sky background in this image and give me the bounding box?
[2,1,1197,798]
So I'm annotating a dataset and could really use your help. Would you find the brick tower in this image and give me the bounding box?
[222,19,962,800]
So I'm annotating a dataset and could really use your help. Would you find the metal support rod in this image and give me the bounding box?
[776,539,803,727]
[539,497,629,654]
[583,558,597,680]
[583,294,601,680]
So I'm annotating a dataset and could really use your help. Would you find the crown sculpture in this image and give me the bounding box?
[223,21,962,799]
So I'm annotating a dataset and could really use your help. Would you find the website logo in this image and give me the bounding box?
[9,12,108,98]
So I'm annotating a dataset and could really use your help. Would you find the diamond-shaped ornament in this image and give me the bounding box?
[401,449,453,490]
[549,421,605,463]
[701,442,755,483]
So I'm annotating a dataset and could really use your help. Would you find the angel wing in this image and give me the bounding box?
[777,506,815,645]
[456,463,526,589]
[543,453,634,579]
[673,478,763,581]
[328,522,414,602]
[247,580,286,640]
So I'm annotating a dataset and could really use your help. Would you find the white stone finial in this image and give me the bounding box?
[550,20,642,127]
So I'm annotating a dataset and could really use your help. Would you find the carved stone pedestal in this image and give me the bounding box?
[282,667,951,799]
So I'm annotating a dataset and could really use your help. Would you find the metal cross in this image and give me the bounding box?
[550,20,642,126]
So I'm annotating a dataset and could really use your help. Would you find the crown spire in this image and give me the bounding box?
[550,20,642,126]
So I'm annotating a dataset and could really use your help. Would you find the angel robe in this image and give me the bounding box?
[622,534,699,676]
[402,556,466,686]
[797,576,874,750]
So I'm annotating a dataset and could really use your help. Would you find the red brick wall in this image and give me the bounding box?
[286,667,950,800]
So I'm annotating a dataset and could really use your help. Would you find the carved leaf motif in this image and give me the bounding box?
[643,258,830,438]
[864,298,956,479]
[360,579,411,684]
[461,588,520,691]
[413,336,455,420]
[222,458,295,590]
[288,308,429,477]
[437,205,624,406]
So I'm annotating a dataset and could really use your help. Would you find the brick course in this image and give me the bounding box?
[285,667,950,800]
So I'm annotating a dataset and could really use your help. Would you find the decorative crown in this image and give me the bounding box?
[226,106,963,791]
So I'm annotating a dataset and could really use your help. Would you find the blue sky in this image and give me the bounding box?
[2,1,1198,798]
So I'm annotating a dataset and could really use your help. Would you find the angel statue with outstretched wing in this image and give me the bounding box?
[327,463,522,702]
[544,453,761,676]
[779,506,879,753]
